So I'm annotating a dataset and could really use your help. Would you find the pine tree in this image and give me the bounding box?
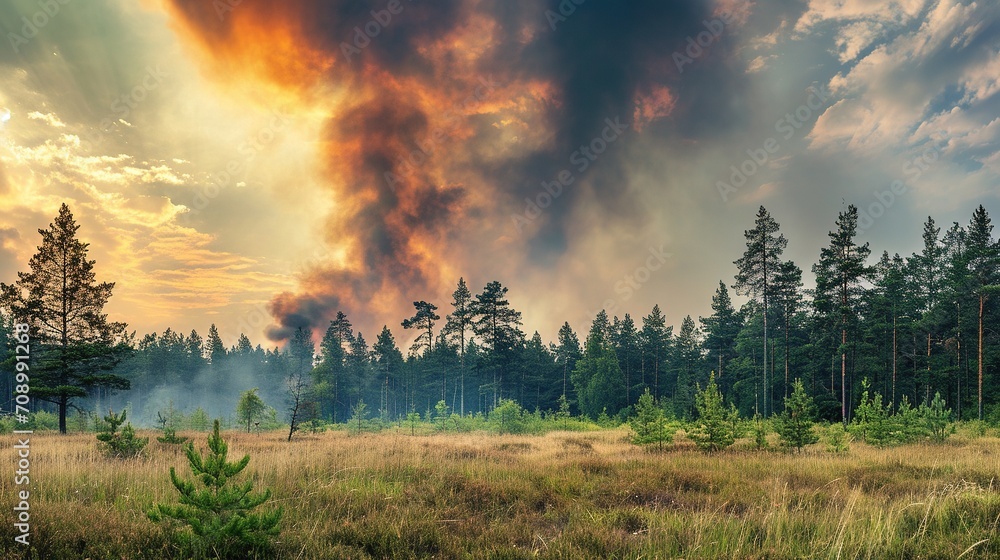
[149,420,282,558]
[689,372,738,452]
[401,301,440,356]
[0,204,130,433]
[613,314,641,407]
[813,205,871,423]
[472,281,524,408]
[966,205,1000,420]
[314,312,353,422]
[346,332,370,412]
[554,322,582,406]
[877,252,914,409]
[372,325,404,418]
[572,312,625,418]
[775,379,819,451]
[774,261,802,402]
[640,305,670,400]
[733,206,787,417]
[851,379,894,447]
[236,388,267,433]
[185,329,205,387]
[700,281,743,384]
[921,391,952,442]
[288,326,314,380]
[443,278,475,415]
[673,315,701,419]
[235,333,253,356]
[630,388,672,450]
[97,409,148,458]
[206,324,226,364]
[913,216,945,312]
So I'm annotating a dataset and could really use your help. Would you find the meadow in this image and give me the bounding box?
[2,426,1000,559]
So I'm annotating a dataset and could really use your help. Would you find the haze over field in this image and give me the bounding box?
[0,0,998,347]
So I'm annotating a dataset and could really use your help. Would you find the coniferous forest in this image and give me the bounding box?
[6,1,1000,557]
[4,202,999,431]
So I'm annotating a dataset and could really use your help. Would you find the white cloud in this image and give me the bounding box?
[834,20,887,63]
[26,111,66,128]
[795,0,928,34]
[810,1,998,155]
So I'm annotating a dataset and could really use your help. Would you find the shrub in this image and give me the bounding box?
[348,399,375,434]
[149,420,282,559]
[826,423,850,453]
[97,409,148,458]
[70,410,91,432]
[28,410,59,431]
[0,415,16,434]
[158,426,189,445]
[188,407,211,431]
[490,399,527,434]
[595,408,616,428]
[851,379,896,447]
[751,414,770,450]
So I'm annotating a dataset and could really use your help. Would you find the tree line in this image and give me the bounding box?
[2,203,999,432]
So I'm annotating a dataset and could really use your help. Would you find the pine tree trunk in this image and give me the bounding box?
[979,293,985,421]
[59,396,68,434]
[892,312,897,410]
[841,326,847,424]
[784,311,790,401]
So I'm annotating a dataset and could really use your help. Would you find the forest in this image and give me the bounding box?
[2,202,998,433]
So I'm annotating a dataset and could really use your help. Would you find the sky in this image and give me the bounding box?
[0,0,998,349]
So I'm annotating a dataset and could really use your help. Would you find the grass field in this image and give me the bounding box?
[2,427,1000,559]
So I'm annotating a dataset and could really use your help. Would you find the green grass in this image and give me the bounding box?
[2,427,999,558]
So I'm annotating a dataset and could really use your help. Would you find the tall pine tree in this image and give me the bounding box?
[0,204,130,433]
[733,206,787,416]
[813,205,871,423]
[443,278,474,415]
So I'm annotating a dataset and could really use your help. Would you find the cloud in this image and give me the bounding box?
[26,111,66,127]
[809,0,999,165]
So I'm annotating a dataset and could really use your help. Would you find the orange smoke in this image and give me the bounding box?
[161,0,546,339]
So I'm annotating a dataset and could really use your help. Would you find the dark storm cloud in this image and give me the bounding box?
[484,1,755,260]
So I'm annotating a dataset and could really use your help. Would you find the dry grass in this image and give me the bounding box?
[3,429,1000,558]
